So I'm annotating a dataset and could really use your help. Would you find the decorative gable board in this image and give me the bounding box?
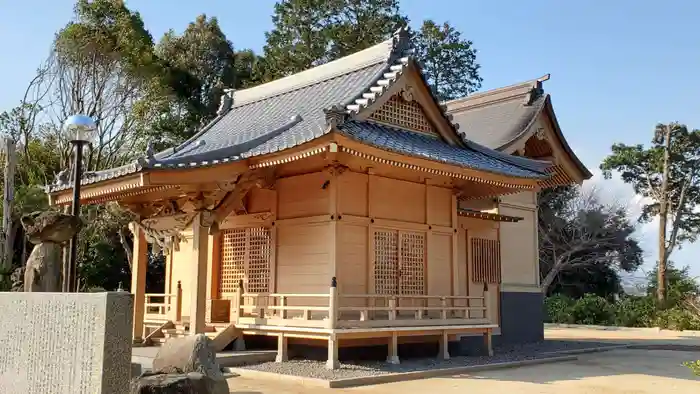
[368,91,441,138]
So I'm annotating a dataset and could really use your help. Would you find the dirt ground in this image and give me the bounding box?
[226,327,700,394]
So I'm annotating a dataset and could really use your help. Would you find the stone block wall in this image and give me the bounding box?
[0,292,133,394]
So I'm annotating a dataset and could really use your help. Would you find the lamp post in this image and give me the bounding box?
[62,114,95,292]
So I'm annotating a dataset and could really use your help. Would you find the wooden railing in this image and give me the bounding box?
[227,278,493,330]
[144,281,183,322]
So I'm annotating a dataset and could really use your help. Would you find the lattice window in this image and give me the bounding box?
[373,230,399,295]
[247,228,272,294]
[369,94,436,135]
[471,238,501,283]
[220,229,246,294]
[219,227,271,295]
[373,229,425,295]
[399,232,425,295]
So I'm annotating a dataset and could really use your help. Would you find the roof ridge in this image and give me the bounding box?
[232,28,410,108]
[444,74,550,111]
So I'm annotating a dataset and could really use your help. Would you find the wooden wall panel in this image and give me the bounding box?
[500,191,535,206]
[499,205,538,285]
[336,223,368,306]
[457,228,468,296]
[338,172,368,216]
[277,172,330,219]
[426,186,452,226]
[427,232,452,299]
[276,222,330,306]
[247,188,276,213]
[370,176,425,223]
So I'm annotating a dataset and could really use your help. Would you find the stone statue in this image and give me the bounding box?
[20,211,83,292]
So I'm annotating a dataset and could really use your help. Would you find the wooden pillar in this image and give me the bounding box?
[130,224,148,343]
[276,334,288,362]
[438,331,450,360]
[326,334,339,370]
[205,233,217,302]
[387,331,399,364]
[327,164,340,280]
[328,277,338,329]
[483,330,494,356]
[451,195,459,296]
[189,212,211,334]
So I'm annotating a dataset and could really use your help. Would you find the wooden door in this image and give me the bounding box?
[372,229,426,312]
[218,227,272,299]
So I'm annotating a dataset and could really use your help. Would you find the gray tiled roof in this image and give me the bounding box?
[449,94,547,150]
[339,121,548,179]
[48,28,554,193]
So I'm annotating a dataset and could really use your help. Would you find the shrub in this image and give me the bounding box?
[613,296,655,327]
[654,307,700,331]
[544,294,574,323]
[569,294,614,325]
[683,360,700,376]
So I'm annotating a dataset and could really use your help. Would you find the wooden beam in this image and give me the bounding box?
[210,169,275,234]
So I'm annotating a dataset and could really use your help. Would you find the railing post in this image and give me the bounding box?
[388,296,397,321]
[328,277,338,329]
[483,282,492,322]
[440,297,447,320]
[175,281,183,322]
[278,296,286,319]
[231,279,244,323]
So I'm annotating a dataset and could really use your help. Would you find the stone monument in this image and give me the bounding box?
[0,291,133,394]
[20,210,82,292]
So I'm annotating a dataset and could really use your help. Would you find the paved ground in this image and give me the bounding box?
[226,348,699,394]
[224,327,700,394]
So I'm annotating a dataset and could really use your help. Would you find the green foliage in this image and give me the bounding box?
[263,0,406,79]
[612,296,655,327]
[154,14,237,143]
[683,360,700,376]
[544,294,575,323]
[545,293,700,330]
[414,20,482,100]
[568,294,615,325]
[653,307,700,331]
[647,263,700,309]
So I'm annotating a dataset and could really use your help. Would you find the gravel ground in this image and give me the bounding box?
[237,340,618,380]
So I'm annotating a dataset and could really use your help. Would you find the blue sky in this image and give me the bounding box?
[1,0,699,281]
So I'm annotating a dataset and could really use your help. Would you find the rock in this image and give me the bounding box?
[131,372,228,394]
[153,334,225,380]
[21,211,83,245]
[24,242,62,292]
[149,334,228,394]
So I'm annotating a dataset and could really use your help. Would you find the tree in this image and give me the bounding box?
[48,0,160,171]
[262,0,406,79]
[325,0,407,59]
[154,15,237,143]
[646,262,699,309]
[414,20,482,101]
[601,123,700,305]
[538,185,643,296]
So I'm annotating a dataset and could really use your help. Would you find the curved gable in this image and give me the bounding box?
[445,76,591,187]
